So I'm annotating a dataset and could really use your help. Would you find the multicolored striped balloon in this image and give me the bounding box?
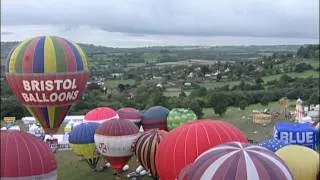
[167,108,197,131]
[134,129,168,178]
[5,36,89,134]
[180,142,293,180]
[94,119,140,172]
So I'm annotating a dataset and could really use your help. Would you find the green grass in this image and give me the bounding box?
[105,79,135,88]
[198,80,240,89]
[202,100,296,142]
[57,151,151,180]
[163,90,191,97]
[262,70,319,82]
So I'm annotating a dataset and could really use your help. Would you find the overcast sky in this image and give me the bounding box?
[1,0,319,47]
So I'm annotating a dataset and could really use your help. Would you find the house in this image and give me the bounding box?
[156,83,163,88]
[111,73,124,78]
[187,72,194,78]
[184,82,192,86]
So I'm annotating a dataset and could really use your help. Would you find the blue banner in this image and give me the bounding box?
[274,122,319,150]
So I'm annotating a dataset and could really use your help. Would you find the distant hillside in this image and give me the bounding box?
[0,41,305,65]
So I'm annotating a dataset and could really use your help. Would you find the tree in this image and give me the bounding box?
[210,93,229,116]
[260,95,271,106]
[307,91,320,105]
[118,84,125,92]
[216,74,222,82]
[179,91,187,97]
[255,77,264,85]
[239,100,248,110]
[295,63,313,73]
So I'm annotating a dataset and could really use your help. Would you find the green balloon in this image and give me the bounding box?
[167,108,197,131]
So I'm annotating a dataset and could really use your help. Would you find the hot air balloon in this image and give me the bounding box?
[156,119,248,180]
[117,107,143,128]
[258,138,290,152]
[5,36,89,134]
[167,108,197,131]
[83,107,118,124]
[142,106,169,131]
[1,130,57,179]
[134,129,168,178]
[275,145,319,180]
[69,123,101,170]
[94,119,140,173]
[179,142,293,180]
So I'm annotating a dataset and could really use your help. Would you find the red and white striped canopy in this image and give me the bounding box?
[180,142,293,180]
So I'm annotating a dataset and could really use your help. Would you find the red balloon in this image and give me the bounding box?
[94,119,140,172]
[117,107,143,128]
[155,119,248,180]
[1,130,57,179]
[84,107,118,123]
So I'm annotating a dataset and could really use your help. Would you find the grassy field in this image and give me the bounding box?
[202,100,296,142]
[198,80,240,89]
[262,70,319,82]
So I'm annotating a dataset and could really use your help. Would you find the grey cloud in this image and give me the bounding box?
[1,0,319,38]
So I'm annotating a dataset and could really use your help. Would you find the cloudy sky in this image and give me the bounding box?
[1,0,319,47]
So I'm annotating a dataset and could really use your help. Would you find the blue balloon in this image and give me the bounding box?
[69,123,100,144]
[258,138,289,152]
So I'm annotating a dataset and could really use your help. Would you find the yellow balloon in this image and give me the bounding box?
[275,145,319,180]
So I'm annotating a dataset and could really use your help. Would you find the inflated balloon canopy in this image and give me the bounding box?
[5,36,90,134]
[142,106,169,131]
[156,119,248,180]
[179,142,293,180]
[1,130,58,179]
[167,108,197,131]
[276,145,320,180]
[69,123,100,170]
[84,107,119,123]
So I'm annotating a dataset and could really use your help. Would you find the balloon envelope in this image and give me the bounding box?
[276,145,319,180]
[180,142,293,180]
[117,107,143,128]
[94,119,140,172]
[5,36,89,134]
[69,122,100,169]
[1,130,57,179]
[84,107,118,124]
[258,138,289,152]
[167,108,197,131]
[156,119,248,180]
[142,106,169,131]
[134,129,168,177]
